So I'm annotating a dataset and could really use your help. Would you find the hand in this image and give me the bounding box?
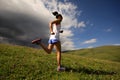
[51,32,55,35]
[59,30,63,33]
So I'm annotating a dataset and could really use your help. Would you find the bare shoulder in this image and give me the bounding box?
[50,19,61,24]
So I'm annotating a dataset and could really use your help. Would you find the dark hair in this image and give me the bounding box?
[52,11,63,19]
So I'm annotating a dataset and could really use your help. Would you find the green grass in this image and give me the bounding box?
[66,46,120,62]
[0,44,120,80]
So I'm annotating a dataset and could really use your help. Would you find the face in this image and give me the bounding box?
[57,16,63,20]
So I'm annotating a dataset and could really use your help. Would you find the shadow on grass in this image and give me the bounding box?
[65,67,116,75]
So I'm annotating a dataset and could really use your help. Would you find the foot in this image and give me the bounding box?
[32,38,41,45]
[57,66,65,72]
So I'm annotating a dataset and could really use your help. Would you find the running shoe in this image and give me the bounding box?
[32,38,41,44]
[57,67,65,71]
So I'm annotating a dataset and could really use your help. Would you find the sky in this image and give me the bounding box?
[70,0,120,49]
[0,0,120,50]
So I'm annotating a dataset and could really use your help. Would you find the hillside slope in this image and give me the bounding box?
[0,44,120,80]
[66,46,120,62]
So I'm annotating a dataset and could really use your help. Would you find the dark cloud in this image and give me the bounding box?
[0,1,49,47]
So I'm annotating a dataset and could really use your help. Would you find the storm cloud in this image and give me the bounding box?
[0,0,83,50]
[0,0,50,47]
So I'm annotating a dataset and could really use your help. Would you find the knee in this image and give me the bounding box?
[57,52,61,55]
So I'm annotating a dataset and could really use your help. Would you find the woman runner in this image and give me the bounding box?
[32,11,65,71]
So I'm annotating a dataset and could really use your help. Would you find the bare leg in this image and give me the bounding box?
[54,41,61,67]
[39,42,54,54]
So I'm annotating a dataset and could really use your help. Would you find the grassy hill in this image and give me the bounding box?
[66,46,120,62]
[0,44,120,80]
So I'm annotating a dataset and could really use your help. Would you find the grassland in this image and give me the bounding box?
[66,46,120,62]
[0,44,120,80]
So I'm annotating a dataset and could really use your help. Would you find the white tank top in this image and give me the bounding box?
[49,24,61,40]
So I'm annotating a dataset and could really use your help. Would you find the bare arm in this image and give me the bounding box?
[49,22,54,34]
[49,19,61,34]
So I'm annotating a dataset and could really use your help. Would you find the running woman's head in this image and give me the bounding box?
[52,11,63,21]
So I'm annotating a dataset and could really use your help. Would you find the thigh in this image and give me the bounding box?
[54,41,61,52]
[48,44,54,51]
